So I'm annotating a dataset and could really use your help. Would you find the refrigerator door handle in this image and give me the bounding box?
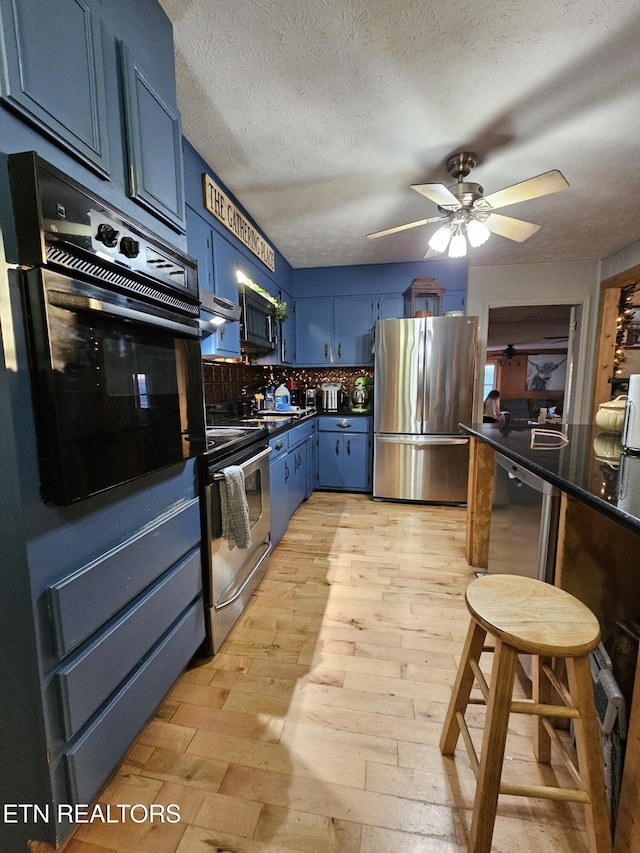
[376,435,468,446]
[420,320,431,429]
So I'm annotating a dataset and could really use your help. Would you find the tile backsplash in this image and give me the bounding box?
[202,361,373,406]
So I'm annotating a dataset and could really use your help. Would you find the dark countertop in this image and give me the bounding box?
[461,422,640,535]
[208,407,372,435]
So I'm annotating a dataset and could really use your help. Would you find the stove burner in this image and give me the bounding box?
[205,424,265,455]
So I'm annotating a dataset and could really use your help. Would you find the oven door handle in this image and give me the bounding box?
[47,289,199,337]
[213,539,272,611]
[212,445,272,479]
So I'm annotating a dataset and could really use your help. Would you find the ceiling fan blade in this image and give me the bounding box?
[475,170,569,211]
[484,213,541,242]
[423,247,441,259]
[366,215,446,239]
[410,183,461,209]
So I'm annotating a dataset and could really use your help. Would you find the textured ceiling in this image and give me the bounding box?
[159,0,640,269]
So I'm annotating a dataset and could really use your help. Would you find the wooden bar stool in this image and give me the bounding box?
[440,574,612,853]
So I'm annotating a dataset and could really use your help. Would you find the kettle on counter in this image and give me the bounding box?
[321,382,343,412]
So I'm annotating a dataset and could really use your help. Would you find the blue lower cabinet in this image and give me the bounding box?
[269,450,289,547]
[317,416,372,492]
[269,421,314,546]
[46,497,204,822]
[64,600,204,805]
[287,439,308,518]
[56,549,202,739]
[307,419,318,496]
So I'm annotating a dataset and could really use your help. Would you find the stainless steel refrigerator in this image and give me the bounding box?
[373,315,478,503]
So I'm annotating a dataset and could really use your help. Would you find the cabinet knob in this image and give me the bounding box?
[335,439,340,456]
[347,439,351,456]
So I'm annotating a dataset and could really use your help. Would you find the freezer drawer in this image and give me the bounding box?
[373,434,469,503]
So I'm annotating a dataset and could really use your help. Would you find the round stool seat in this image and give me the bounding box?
[465,574,601,657]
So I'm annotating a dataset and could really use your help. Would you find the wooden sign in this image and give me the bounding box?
[203,174,275,272]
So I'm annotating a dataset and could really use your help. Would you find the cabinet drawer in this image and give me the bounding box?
[269,433,288,461]
[318,416,371,433]
[48,499,200,658]
[287,421,311,447]
[56,548,202,740]
[64,599,204,806]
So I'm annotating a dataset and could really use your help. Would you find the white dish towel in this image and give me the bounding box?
[220,465,252,549]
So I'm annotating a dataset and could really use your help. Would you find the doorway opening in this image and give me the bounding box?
[486,304,577,423]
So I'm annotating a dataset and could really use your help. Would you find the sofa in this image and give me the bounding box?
[500,397,562,421]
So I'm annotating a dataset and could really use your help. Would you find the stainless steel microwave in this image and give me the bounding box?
[239,284,276,353]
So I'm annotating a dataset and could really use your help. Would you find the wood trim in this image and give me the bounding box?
[601,264,640,291]
[591,264,640,421]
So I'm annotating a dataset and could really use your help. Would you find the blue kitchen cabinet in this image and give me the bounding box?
[0,0,186,233]
[269,434,289,547]
[187,206,214,290]
[295,297,334,365]
[278,286,296,365]
[186,207,241,359]
[296,296,375,365]
[317,416,372,492]
[119,41,185,231]
[268,420,313,546]
[287,434,308,518]
[307,418,318,496]
[0,0,110,176]
[211,232,242,357]
[38,478,205,845]
[377,293,405,320]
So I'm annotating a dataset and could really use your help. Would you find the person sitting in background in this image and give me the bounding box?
[483,389,501,423]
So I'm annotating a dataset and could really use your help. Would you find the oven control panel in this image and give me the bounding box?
[89,210,188,289]
[8,151,197,301]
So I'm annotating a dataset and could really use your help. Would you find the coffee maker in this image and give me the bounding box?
[304,387,317,411]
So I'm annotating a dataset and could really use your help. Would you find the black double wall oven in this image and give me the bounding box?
[9,152,206,505]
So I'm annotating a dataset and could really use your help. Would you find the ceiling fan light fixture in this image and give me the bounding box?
[466,217,491,248]
[428,222,452,253]
[448,226,467,258]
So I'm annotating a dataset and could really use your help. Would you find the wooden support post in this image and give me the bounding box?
[465,437,495,567]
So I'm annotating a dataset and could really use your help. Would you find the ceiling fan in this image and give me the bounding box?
[366,152,569,258]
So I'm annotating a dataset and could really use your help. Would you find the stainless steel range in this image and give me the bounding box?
[199,424,271,655]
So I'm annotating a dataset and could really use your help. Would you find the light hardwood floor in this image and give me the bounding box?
[57,492,592,853]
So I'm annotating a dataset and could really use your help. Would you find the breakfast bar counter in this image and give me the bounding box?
[461,422,640,852]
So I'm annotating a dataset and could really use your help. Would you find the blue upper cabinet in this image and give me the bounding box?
[377,293,405,321]
[119,41,185,232]
[278,285,295,365]
[211,231,241,357]
[0,0,110,176]
[296,296,374,366]
[186,205,240,359]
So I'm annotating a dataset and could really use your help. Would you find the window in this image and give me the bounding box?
[483,362,497,400]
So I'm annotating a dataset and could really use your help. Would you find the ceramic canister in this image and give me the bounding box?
[622,374,640,451]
